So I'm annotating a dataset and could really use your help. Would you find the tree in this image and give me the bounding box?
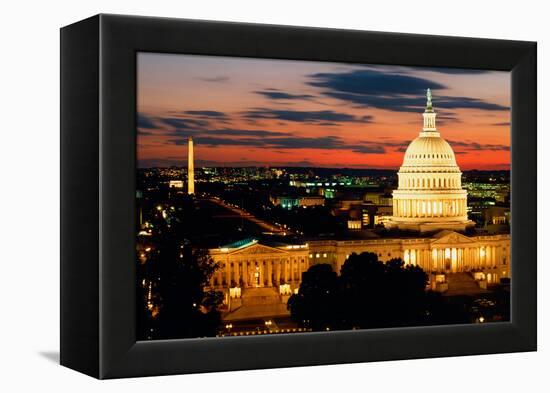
[137,200,223,340]
[287,264,341,330]
[149,240,222,339]
[339,252,387,328]
[288,252,432,331]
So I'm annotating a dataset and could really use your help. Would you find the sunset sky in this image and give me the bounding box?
[137,53,510,170]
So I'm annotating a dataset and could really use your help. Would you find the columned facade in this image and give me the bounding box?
[308,231,510,284]
[208,241,309,291]
[208,231,510,296]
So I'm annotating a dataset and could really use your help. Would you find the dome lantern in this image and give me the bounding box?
[422,88,438,135]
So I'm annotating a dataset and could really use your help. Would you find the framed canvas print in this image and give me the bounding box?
[60,14,537,379]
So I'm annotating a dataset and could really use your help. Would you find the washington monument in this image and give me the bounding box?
[188,137,195,195]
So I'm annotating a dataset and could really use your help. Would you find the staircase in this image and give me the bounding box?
[445,273,487,295]
[224,287,289,321]
[241,287,281,306]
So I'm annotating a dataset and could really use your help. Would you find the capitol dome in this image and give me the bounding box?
[401,136,457,168]
[386,89,475,233]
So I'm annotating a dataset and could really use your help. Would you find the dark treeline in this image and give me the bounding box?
[288,252,471,331]
[137,196,223,340]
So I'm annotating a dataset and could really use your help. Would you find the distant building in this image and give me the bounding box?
[485,206,510,225]
[270,195,325,209]
[168,180,184,188]
[208,230,510,319]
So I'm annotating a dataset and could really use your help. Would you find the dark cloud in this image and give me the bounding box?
[170,133,387,155]
[161,117,210,129]
[436,96,509,111]
[255,89,316,101]
[199,76,229,82]
[351,145,386,154]
[491,122,511,126]
[137,114,157,129]
[242,108,373,123]
[183,110,229,119]
[207,129,291,137]
[447,140,510,151]
[174,137,263,147]
[307,69,508,112]
[308,69,446,96]
[138,129,156,136]
[167,127,291,138]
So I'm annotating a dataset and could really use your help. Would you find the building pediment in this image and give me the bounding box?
[229,243,289,255]
[431,230,476,245]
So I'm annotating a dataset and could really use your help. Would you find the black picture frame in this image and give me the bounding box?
[60,14,537,379]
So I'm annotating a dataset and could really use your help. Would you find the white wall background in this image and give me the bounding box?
[0,0,546,390]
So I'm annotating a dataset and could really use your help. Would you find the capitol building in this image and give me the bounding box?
[388,89,475,233]
[206,91,511,321]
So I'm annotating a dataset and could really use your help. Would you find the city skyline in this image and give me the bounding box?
[137,53,511,171]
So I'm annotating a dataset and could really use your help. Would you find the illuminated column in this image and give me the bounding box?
[267,260,273,286]
[233,262,239,286]
[284,258,290,284]
[187,137,195,195]
[243,261,248,287]
[260,262,265,287]
[226,261,231,286]
[217,267,223,287]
